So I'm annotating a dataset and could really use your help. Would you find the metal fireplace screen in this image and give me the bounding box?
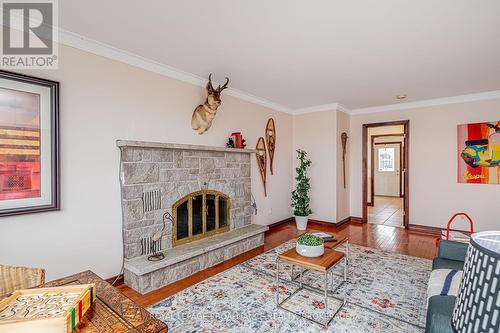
[172,190,230,247]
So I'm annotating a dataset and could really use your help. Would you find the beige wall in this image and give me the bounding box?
[293,111,336,222]
[0,45,294,280]
[350,99,500,231]
[336,111,350,222]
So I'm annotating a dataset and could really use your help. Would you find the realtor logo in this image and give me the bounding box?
[1,0,58,68]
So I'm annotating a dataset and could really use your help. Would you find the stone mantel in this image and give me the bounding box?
[116,140,258,154]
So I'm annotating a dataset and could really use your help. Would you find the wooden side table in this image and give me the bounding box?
[276,248,347,328]
[41,270,167,332]
[292,233,350,288]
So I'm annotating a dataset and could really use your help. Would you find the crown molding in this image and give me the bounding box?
[292,102,352,115]
[58,29,293,114]
[350,90,500,115]
[38,28,500,117]
[293,102,340,115]
[336,103,351,114]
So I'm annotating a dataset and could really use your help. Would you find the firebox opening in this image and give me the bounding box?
[172,190,230,247]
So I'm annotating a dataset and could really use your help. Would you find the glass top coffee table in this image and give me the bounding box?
[276,240,348,328]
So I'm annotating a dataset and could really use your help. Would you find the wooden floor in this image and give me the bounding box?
[116,221,438,307]
[368,196,404,227]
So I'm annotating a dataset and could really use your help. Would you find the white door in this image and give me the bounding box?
[374,144,400,197]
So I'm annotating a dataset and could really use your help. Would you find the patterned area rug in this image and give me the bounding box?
[148,241,432,332]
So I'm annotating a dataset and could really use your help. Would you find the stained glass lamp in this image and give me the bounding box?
[451,231,500,333]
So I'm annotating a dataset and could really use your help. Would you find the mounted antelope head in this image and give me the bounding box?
[191,73,229,135]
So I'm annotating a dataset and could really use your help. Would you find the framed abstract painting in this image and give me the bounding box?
[0,71,59,216]
[457,121,499,184]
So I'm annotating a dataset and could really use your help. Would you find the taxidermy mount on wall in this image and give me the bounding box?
[191,73,229,134]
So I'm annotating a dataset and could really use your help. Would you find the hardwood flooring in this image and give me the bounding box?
[116,221,438,308]
[368,196,404,227]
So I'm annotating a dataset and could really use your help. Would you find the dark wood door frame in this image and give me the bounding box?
[362,120,410,228]
[371,136,405,205]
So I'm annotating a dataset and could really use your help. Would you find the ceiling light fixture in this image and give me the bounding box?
[396,94,407,100]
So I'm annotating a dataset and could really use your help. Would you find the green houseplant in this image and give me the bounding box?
[291,149,312,230]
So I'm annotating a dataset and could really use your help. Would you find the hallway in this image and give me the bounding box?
[368,196,404,227]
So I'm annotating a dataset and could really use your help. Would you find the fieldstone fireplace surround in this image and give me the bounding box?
[117,140,268,294]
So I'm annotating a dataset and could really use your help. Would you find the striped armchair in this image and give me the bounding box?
[0,264,45,300]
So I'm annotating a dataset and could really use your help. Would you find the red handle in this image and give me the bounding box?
[445,212,474,240]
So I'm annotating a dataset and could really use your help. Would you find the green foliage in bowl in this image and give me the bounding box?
[297,233,324,246]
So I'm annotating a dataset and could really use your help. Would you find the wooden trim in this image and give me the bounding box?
[362,125,368,220]
[404,121,410,228]
[308,219,336,226]
[268,217,293,229]
[407,224,442,235]
[336,216,351,227]
[400,142,404,197]
[349,216,364,224]
[362,120,410,228]
[370,133,404,138]
[370,133,405,206]
[373,141,403,145]
[105,274,124,286]
[269,216,364,230]
[408,224,472,236]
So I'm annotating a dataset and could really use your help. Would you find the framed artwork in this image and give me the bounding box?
[0,71,59,216]
[457,121,499,184]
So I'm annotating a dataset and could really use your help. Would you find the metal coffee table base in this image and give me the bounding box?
[275,257,348,328]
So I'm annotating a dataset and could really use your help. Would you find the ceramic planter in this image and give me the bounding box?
[296,243,325,257]
[295,216,309,230]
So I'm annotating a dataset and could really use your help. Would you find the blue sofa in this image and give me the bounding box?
[425,240,469,333]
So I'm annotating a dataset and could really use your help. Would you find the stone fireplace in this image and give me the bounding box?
[117,140,268,294]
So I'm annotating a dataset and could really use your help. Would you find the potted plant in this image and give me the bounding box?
[291,149,312,230]
[296,233,324,257]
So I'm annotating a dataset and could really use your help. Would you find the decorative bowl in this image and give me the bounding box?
[296,243,324,257]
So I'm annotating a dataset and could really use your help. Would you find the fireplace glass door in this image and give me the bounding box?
[172,190,230,246]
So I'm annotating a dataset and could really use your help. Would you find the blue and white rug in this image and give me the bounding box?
[148,241,432,332]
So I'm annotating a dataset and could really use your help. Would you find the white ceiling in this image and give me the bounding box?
[59,0,500,112]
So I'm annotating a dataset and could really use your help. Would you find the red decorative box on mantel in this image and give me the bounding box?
[231,132,243,148]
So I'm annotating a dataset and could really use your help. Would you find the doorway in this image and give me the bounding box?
[362,121,409,228]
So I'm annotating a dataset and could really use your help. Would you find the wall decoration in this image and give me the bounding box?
[255,137,267,196]
[0,71,59,217]
[265,118,276,175]
[226,133,246,148]
[191,73,229,135]
[457,121,499,184]
[341,132,348,188]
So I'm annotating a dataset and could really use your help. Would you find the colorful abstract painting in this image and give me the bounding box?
[0,71,59,216]
[0,87,41,200]
[457,121,500,184]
